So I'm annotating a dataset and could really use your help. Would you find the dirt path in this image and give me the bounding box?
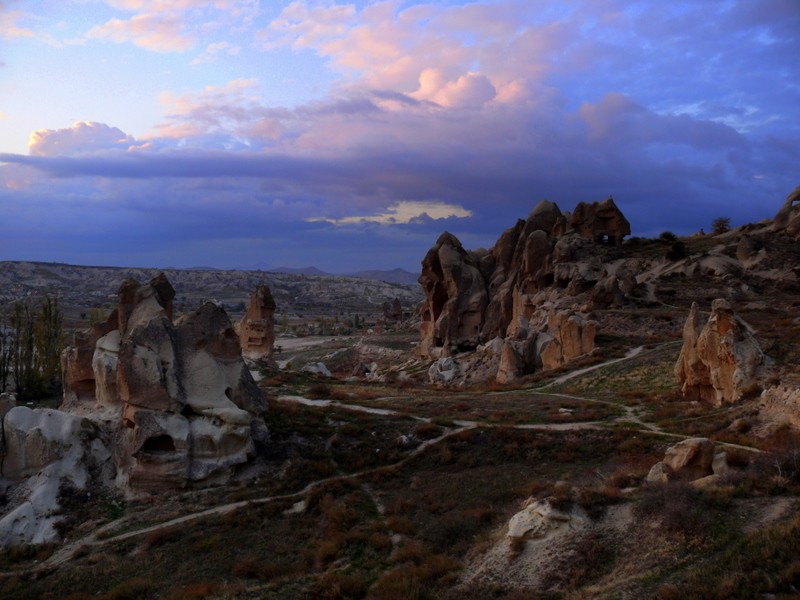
[4,338,762,578]
[2,423,473,577]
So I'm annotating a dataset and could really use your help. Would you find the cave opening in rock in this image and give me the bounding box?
[141,434,176,453]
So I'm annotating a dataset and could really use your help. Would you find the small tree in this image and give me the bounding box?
[0,317,11,393]
[11,301,40,399]
[9,295,63,400]
[712,217,731,235]
[35,295,63,394]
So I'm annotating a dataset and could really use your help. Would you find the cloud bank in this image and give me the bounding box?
[0,0,798,270]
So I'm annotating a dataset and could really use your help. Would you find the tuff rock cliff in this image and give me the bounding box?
[419,197,631,383]
[0,274,268,545]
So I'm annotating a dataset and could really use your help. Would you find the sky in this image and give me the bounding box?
[0,0,798,272]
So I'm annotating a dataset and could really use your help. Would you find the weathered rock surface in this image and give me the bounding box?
[507,498,582,542]
[571,196,631,245]
[646,438,733,485]
[238,284,276,362]
[675,300,767,405]
[772,185,800,238]
[754,385,800,436]
[0,407,113,546]
[29,275,267,484]
[419,198,620,383]
[1,274,269,544]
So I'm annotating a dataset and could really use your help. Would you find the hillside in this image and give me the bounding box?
[0,261,423,321]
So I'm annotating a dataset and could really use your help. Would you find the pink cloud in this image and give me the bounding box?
[87,13,195,52]
[257,0,573,110]
[149,79,268,142]
[0,9,35,39]
[28,122,139,157]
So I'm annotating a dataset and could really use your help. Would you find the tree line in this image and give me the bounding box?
[0,295,64,400]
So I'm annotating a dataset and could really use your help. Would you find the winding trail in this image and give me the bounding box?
[1,338,762,579]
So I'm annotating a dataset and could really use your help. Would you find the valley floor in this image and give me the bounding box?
[2,337,798,599]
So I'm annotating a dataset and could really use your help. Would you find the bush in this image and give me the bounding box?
[659,231,677,242]
[666,241,687,261]
[712,216,731,234]
[634,481,715,535]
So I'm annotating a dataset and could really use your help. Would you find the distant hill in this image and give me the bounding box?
[271,266,330,276]
[270,266,419,285]
[348,268,419,285]
[0,261,424,319]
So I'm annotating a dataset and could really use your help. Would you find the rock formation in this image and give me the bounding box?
[506,497,585,543]
[238,284,276,363]
[646,438,733,486]
[0,273,269,545]
[419,198,629,382]
[675,299,767,405]
[571,196,631,245]
[772,185,800,238]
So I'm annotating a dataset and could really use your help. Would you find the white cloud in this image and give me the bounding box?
[308,200,473,226]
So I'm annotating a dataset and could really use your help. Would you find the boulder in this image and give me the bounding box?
[675,300,767,405]
[662,438,715,481]
[0,407,114,546]
[754,385,800,436]
[507,498,584,542]
[238,285,276,362]
[428,357,459,385]
[645,461,671,484]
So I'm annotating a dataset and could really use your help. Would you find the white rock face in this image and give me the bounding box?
[2,407,91,480]
[0,407,114,546]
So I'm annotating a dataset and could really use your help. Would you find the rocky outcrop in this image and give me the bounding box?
[675,300,767,405]
[419,232,488,355]
[59,274,269,490]
[571,196,631,245]
[238,285,276,362]
[419,198,624,382]
[772,185,800,238]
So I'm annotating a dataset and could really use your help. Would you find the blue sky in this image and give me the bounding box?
[0,0,798,271]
